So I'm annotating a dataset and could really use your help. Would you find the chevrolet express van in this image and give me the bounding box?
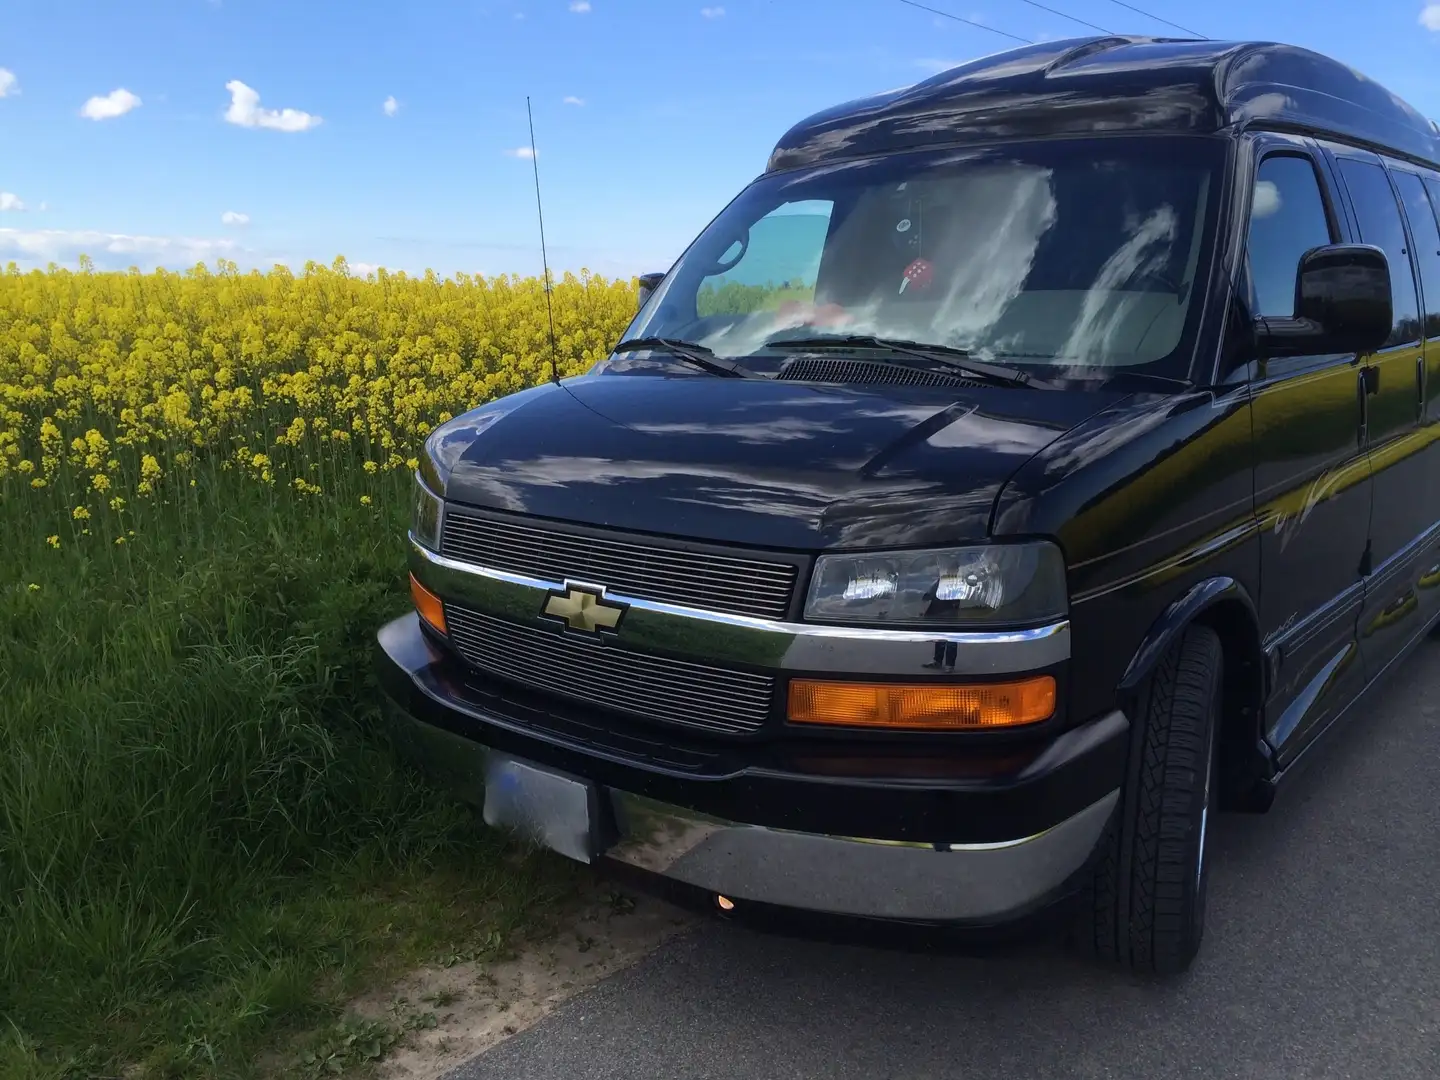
[377,35,1440,973]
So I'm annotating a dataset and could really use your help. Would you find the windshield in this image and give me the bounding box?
[614,135,1226,382]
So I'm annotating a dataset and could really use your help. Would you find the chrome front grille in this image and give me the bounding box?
[445,603,775,735]
[440,510,798,620]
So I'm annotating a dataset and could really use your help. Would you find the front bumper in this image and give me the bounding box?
[376,612,1126,925]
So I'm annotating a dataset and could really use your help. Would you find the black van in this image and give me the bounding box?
[377,35,1440,973]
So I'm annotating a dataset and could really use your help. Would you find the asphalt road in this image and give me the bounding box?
[450,644,1440,1080]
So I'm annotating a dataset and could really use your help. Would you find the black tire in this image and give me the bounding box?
[1072,624,1222,975]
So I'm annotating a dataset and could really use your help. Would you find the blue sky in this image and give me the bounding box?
[3,0,1440,280]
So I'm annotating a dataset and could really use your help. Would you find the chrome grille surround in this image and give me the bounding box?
[444,602,776,736]
[440,509,798,620]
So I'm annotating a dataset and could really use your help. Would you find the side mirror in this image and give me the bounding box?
[1257,243,1392,358]
[637,271,665,311]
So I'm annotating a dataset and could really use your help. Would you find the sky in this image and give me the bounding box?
[3,0,1440,281]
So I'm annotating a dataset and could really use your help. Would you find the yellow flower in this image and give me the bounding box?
[109,496,127,512]
[72,506,91,521]
[114,536,126,545]
[360,495,373,506]
[17,459,34,474]
[140,454,163,483]
[363,460,379,473]
[91,473,111,492]
[46,535,60,549]
[28,583,40,592]
[30,478,46,489]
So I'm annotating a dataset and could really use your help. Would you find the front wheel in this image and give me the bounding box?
[1072,624,1222,974]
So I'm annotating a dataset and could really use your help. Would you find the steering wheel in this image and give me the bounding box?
[710,229,750,275]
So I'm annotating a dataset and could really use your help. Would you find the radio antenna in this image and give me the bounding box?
[526,96,561,386]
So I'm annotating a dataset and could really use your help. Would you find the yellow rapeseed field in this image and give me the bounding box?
[0,257,638,541]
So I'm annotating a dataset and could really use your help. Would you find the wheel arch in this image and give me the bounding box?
[1117,576,1273,811]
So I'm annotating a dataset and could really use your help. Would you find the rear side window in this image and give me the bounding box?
[1337,159,1422,347]
[1392,170,1440,339]
[1247,155,1334,318]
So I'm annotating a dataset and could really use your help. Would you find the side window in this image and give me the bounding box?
[696,200,833,317]
[1394,170,1440,339]
[1247,155,1334,318]
[1337,158,1422,347]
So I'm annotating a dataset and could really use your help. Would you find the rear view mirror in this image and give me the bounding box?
[1257,244,1392,358]
[637,271,664,311]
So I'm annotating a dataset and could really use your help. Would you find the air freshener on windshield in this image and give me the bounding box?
[899,257,933,294]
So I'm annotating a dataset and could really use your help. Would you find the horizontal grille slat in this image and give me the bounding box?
[445,604,774,735]
[440,511,799,620]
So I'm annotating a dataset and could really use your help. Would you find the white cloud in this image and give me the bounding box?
[80,88,142,120]
[504,146,536,159]
[700,5,725,16]
[1423,4,1440,30]
[221,210,250,226]
[0,193,25,211]
[0,69,16,98]
[569,1,591,11]
[383,95,399,117]
[1252,180,1282,220]
[0,227,240,270]
[224,80,322,132]
[563,95,585,106]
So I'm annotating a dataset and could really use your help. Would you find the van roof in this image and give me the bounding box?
[766,36,1440,172]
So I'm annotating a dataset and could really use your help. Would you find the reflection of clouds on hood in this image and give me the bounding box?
[924,407,1062,455]
[1039,400,1173,476]
[630,416,848,445]
[459,454,918,520]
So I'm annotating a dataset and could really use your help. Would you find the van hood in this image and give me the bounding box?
[432,374,1125,550]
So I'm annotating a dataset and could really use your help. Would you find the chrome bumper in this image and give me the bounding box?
[386,702,1117,924]
[605,787,1118,922]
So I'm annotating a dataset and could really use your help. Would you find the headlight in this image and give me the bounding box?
[411,473,444,551]
[804,542,1067,626]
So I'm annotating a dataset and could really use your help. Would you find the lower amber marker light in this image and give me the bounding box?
[788,676,1055,730]
[409,573,447,635]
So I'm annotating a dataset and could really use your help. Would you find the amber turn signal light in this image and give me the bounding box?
[409,573,447,635]
[788,676,1055,730]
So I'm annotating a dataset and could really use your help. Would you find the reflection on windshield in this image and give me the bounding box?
[624,138,1219,379]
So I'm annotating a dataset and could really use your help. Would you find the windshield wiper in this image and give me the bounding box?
[612,337,761,379]
[763,334,1049,389]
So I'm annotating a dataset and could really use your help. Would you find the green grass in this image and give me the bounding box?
[0,469,583,1078]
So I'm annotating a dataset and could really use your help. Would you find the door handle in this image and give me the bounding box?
[1419,355,1427,424]
[1360,365,1380,396]
[1358,367,1371,448]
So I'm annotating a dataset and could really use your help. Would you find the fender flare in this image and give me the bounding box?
[1117,575,1263,695]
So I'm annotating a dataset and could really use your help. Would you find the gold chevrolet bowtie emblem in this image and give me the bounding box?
[542,584,627,635]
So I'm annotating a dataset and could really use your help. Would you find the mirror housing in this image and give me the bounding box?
[1256,243,1392,358]
[637,271,665,311]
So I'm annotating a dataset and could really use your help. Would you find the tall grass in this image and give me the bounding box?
[0,428,580,1080]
